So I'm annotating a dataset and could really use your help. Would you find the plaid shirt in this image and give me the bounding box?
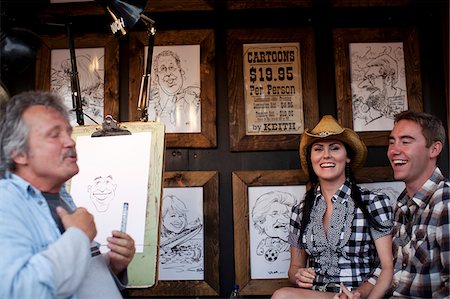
[370,167,450,298]
[288,180,393,288]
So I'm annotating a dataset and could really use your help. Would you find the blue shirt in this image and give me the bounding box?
[0,173,122,299]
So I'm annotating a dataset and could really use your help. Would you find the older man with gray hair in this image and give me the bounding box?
[0,90,136,299]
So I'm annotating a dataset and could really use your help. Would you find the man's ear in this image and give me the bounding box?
[11,150,28,166]
[429,141,443,159]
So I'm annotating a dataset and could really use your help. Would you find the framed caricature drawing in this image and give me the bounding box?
[232,169,308,295]
[333,27,422,146]
[128,171,220,297]
[158,187,204,281]
[248,186,303,279]
[129,29,216,148]
[35,33,119,126]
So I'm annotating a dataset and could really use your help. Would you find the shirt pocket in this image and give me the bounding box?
[410,225,434,265]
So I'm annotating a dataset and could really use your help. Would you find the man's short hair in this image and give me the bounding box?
[394,110,446,148]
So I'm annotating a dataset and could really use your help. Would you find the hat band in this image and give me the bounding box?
[316,131,337,137]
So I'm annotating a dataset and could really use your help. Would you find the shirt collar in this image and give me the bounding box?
[411,167,445,209]
[4,171,49,198]
[315,178,352,204]
[397,167,444,210]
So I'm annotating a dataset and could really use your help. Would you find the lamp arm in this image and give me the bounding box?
[66,14,84,125]
[144,25,155,77]
[137,21,156,121]
[140,14,155,27]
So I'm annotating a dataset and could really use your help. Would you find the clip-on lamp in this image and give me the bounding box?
[95,0,156,121]
[0,27,41,103]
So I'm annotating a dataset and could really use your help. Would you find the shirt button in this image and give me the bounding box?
[38,201,43,205]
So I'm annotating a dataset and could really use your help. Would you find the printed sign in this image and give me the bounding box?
[243,43,304,135]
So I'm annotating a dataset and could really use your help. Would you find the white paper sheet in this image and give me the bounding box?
[248,185,304,279]
[70,132,152,253]
[158,187,204,280]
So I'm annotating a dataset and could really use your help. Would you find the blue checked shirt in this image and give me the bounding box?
[288,179,393,288]
[369,167,450,298]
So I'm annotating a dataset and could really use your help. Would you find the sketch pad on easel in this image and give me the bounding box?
[67,117,165,288]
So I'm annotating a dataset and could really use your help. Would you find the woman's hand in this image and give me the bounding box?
[332,283,361,299]
[293,267,316,288]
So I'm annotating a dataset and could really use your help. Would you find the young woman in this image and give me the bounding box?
[272,115,394,299]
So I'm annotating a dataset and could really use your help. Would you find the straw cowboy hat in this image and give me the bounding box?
[299,115,367,175]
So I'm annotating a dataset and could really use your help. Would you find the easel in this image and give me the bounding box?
[68,117,165,288]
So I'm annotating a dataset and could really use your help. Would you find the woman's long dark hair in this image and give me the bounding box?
[298,143,385,245]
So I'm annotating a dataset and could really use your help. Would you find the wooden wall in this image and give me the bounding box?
[1,1,448,298]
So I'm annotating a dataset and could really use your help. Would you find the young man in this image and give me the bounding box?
[342,111,449,298]
[0,91,136,298]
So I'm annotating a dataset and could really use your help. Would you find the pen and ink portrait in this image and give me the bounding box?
[248,186,304,279]
[146,45,201,133]
[158,187,204,280]
[88,174,117,212]
[69,133,153,253]
[50,47,105,126]
[349,42,408,132]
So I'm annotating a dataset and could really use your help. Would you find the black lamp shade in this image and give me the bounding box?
[95,0,148,38]
[0,28,41,76]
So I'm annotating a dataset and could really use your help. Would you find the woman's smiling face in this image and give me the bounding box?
[163,208,187,234]
[310,139,350,184]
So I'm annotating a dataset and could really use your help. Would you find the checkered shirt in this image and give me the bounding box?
[369,167,450,298]
[288,179,393,288]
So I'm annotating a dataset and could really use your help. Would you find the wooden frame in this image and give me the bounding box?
[35,33,119,122]
[227,28,319,151]
[227,0,312,9]
[144,0,214,11]
[128,171,219,297]
[129,30,216,148]
[333,27,423,146]
[232,169,308,295]
[39,0,213,16]
[331,0,411,7]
